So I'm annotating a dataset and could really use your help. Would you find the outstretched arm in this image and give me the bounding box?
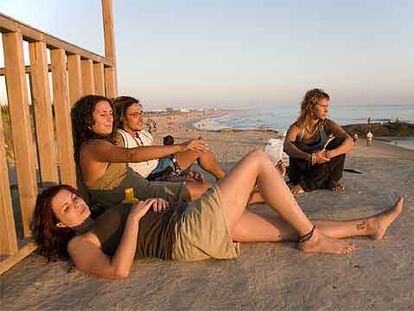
[84,139,209,164]
[68,199,164,279]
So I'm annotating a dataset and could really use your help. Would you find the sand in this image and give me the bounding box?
[1,111,413,310]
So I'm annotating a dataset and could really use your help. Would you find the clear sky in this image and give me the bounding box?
[1,0,413,109]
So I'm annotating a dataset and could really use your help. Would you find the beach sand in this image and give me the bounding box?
[1,111,413,310]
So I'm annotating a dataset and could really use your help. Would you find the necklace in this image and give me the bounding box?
[305,124,319,136]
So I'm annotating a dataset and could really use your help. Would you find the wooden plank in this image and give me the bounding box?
[0,242,37,275]
[2,32,38,238]
[0,109,18,255]
[0,64,52,76]
[93,62,105,96]
[67,54,83,106]
[102,0,116,62]
[102,0,118,94]
[29,41,58,183]
[0,13,112,66]
[104,66,117,98]
[81,59,95,95]
[50,49,76,187]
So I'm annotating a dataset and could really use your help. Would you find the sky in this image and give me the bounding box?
[0,0,413,109]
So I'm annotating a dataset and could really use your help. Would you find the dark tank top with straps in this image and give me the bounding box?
[73,203,188,259]
[294,122,330,153]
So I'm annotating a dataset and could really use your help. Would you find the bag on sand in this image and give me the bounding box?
[265,138,284,164]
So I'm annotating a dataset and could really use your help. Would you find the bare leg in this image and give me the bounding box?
[217,150,354,254]
[175,150,225,180]
[233,197,403,242]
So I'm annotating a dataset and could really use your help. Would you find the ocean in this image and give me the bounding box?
[194,104,414,150]
[195,104,414,132]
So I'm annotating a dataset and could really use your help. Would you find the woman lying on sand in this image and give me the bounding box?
[71,95,218,211]
[31,149,403,279]
[284,89,354,194]
[112,96,225,182]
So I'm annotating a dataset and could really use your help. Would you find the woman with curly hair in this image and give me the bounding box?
[71,95,215,211]
[31,152,403,279]
[284,89,354,194]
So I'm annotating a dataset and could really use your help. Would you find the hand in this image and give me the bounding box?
[325,150,335,159]
[129,199,156,220]
[188,170,205,182]
[151,198,170,213]
[179,139,210,153]
[315,150,330,164]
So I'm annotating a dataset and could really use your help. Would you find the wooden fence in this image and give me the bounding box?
[0,0,117,274]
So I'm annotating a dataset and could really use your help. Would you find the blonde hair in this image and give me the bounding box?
[297,88,330,130]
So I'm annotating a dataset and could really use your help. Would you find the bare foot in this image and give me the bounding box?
[299,227,354,254]
[329,180,344,192]
[290,184,304,194]
[368,197,404,240]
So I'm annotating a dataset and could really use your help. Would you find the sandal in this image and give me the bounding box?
[328,181,344,192]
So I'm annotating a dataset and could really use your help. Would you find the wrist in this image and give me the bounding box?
[128,213,143,223]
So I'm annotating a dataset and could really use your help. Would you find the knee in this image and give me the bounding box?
[245,149,271,165]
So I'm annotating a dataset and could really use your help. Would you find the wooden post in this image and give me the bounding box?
[50,49,77,187]
[104,67,117,98]
[29,41,58,183]
[81,59,95,95]
[2,32,38,237]
[0,112,18,255]
[102,0,117,97]
[93,62,105,96]
[67,54,83,106]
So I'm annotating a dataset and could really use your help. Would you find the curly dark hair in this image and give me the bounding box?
[71,95,114,164]
[297,88,330,128]
[112,96,142,129]
[30,184,84,260]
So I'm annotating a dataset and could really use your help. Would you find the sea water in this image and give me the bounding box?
[194,104,414,150]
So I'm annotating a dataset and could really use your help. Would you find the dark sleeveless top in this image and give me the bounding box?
[294,123,330,153]
[74,203,188,259]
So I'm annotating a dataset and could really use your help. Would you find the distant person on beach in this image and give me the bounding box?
[353,133,359,144]
[284,89,354,194]
[31,168,403,279]
[366,131,373,146]
[112,96,225,182]
[71,95,219,212]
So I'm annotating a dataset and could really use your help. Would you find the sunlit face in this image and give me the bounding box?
[91,100,114,135]
[122,102,145,133]
[314,98,329,120]
[51,189,91,228]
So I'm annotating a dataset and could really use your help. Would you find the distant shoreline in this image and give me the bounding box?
[181,109,414,137]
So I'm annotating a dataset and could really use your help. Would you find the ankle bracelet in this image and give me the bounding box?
[298,224,316,243]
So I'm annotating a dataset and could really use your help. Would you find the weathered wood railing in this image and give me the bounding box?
[0,0,117,273]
